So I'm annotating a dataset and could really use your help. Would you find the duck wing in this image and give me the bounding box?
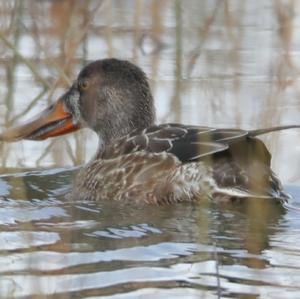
[103,123,300,166]
[103,123,248,162]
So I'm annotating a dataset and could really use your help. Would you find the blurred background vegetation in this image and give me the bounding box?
[0,0,299,184]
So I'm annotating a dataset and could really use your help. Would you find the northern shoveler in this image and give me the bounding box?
[0,58,299,204]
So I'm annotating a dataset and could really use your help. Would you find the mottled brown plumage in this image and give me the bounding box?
[1,58,299,204]
[71,122,292,204]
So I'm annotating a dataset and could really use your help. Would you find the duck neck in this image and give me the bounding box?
[94,104,156,158]
[94,119,155,160]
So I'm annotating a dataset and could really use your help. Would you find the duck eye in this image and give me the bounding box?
[79,80,89,91]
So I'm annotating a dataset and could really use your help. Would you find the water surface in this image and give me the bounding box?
[0,169,300,298]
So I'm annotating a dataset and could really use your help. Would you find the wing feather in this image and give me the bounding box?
[103,123,247,163]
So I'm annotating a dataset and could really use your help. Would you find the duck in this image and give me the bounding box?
[0,58,299,204]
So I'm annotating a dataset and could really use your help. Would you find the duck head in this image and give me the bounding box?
[0,59,155,144]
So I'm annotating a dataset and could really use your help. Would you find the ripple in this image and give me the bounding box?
[0,242,217,272]
[0,206,69,225]
[0,261,218,297]
[0,231,60,251]
[87,224,162,239]
[37,220,98,230]
[3,261,300,298]
[94,288,216,299]
[220,264,300,289]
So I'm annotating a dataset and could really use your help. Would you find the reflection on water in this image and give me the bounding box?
[0,169,300,298]
[0,0,300,298]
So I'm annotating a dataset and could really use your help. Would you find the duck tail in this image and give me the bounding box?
[249,125,300,137]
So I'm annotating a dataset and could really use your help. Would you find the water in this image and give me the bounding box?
[0,169,300,298]
[0,1,300,298]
